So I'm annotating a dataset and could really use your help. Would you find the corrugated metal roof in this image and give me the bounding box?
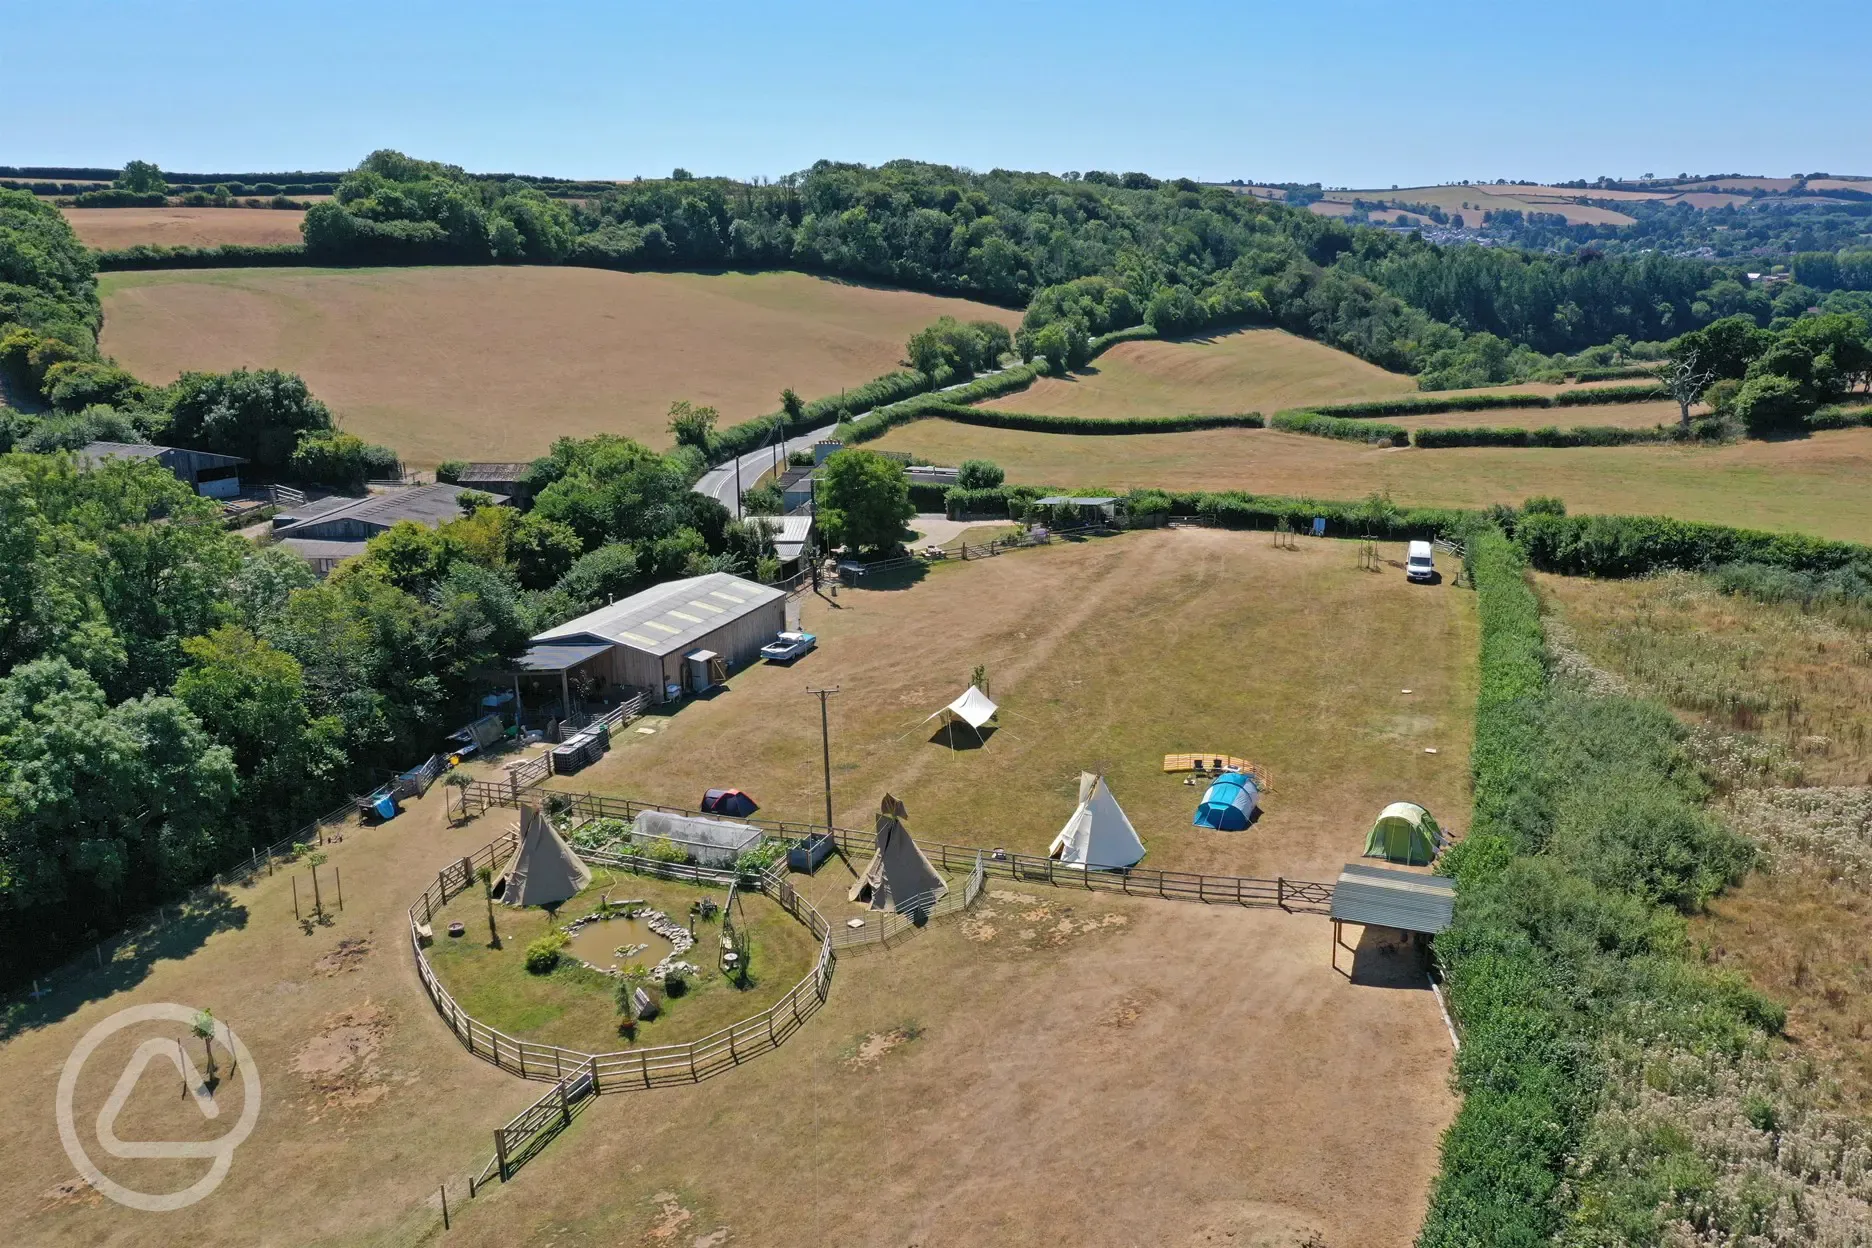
[513,641,614,673]
[1035,495,1119,506]
[457,462,533,482]
[274,483,496,536]
[78,441,245,469]
[1329,862,1456,934]
[534,572,784,658]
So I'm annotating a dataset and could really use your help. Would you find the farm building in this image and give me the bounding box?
[750,514,815,570]
[272,483,502,575]
[518,572,786,710]
[1328,862,1455,972]
[451,462,533,502]
[78,440,244,498]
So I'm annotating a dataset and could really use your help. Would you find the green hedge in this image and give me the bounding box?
[1807,402,1872,430]
[1549,382,1665,406]
[1412,424,1674,448]
[1270,410,1407,443]
[1420,529,1769,1246]
[1293,393,1550,419]
[1516,512,1872,579]
[94,243,312,270]
[840,393,1262,445]
[1085,324,1159,354]
[1122,488,1469,540]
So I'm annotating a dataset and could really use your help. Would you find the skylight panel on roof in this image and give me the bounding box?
[643,621,679,635]
[687,600,724,614]
[668,611,702,624]
[620,632,653,645]
[709,591,746,604]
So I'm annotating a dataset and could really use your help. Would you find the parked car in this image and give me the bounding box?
[760,631,817,662]
[1406,540,1436,583]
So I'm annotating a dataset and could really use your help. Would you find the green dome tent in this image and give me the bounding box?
[1363,802,1445,866]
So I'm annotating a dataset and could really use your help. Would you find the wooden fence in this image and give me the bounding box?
[945,521,1115,562]
[829,852,987,951]
[450,782,1334,912]
[407,833,837,1095]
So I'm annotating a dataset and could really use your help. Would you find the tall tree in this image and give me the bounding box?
[816,450,913,553]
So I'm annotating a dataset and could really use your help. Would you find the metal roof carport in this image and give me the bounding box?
[1327,862,1456,974]
[494,640,616,720]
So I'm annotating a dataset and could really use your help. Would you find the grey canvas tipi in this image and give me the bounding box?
[848,794,948,915]
[494,804,592,907]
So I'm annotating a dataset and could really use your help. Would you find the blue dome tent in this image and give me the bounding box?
[1192,771,1260,831]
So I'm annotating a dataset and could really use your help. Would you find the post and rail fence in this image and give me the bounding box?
[449,781,1334,913]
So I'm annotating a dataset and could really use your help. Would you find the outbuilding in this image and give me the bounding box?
[78,441,245,498]
[1328,862,1456,973]
[519,572,787,709]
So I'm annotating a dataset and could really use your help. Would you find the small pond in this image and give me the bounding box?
[562,916,675,972]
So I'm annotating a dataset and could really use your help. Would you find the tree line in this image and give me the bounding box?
[283,152,1794,392]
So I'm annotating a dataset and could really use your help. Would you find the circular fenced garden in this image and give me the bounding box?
[408,828,834,1089]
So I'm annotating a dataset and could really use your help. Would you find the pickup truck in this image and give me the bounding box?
[760,631,817,662]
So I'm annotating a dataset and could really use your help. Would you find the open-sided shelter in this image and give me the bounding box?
[1363,802,1445,865]
[924,685,998,745]
[494,805,592,907]
[1192,770,1260,831]
[849,795,948,914]
[1051,773,1146,870]
[1328,862,1455,972]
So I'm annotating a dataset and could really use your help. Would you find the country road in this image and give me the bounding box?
[691,366,1013,513]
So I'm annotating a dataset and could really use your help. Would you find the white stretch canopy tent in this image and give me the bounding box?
[924,685,998,743]
[1050,773,1146,870]
[495,805,592,907]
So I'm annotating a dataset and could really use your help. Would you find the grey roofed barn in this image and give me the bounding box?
[1328,862,1456,935]
[534,572,786,659]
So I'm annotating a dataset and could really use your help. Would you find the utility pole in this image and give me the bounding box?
[806,686,840,831]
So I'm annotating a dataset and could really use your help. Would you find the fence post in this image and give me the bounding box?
[642,1051,651,1088]
[495,1129,509,1182]
[1277,877,1286,910]
[559,1081,571,1128]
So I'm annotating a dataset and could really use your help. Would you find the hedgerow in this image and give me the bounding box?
[1420,528,1768,1247]
[1122,487,1468,539]
[1269,410,1407,444]
[1293,393,1550,419]
[1515,512,1872,579]
[1412,424,1674,448]
[94,243,313,270]
[1549,382,1665,405]
[839,394,1263,445]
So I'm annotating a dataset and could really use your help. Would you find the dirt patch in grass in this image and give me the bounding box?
[841,1022,923,1071]
[291,1002,394,1116]
[63,206,305,249]
[870,421,1872,544]
[310,936,373,976]
[98,267,1020,467]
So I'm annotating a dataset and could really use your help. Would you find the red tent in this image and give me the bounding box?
[701,788,759,817]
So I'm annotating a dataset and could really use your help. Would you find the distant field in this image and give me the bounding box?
[62,206,306,248]
[983,328,1417,418]
[1311,184,1638,227]
[983,327,1654,421]
[869,422,1872,543]
[98,267,1021,466]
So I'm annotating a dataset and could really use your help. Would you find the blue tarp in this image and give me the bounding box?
[1192,771,1259,831]
[373,794,399,821]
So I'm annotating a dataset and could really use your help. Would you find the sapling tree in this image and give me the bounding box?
[191,1008,218,1087]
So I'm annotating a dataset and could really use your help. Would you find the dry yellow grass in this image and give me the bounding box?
[97,267,1021,467]
[550,528,1477,882]
[63,207,306,249]
[0,530,1466,1248]
[869,421,1872,544]
[984,327,1419,419]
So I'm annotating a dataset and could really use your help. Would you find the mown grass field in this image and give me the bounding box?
[869,421,1872,543]
[63,206,306,249]
[97,267,1022,467]
[981,326,1419,418]
[1,528,1467,1248]
[552,527,1477,882]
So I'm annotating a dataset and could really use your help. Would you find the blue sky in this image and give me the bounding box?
[11,0,1869,187]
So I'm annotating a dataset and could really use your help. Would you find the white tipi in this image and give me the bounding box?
[1049,773,1146,870]
[494,805,592,907]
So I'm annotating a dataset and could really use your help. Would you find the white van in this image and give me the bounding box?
[1406,540,1436,582]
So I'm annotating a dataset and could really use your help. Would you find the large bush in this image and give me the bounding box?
[167,369,335,471]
